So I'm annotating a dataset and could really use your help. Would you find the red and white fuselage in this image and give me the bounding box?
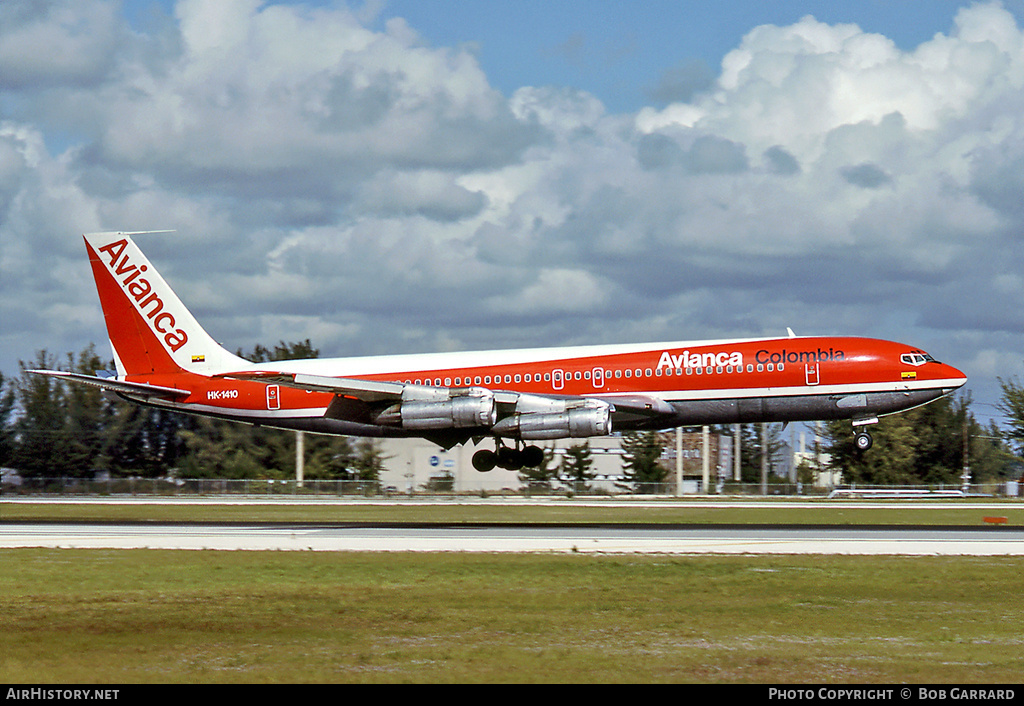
[33,232,967,464]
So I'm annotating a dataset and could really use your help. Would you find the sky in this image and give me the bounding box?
[1,0,1023,421]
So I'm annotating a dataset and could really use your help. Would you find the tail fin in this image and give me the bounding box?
[84,232,248,377]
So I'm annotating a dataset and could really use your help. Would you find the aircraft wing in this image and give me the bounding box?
[220,369,527,407]
[218,370,409,402]
[221,371,676,423]
[221,370,523,448]
[27,370,191,400]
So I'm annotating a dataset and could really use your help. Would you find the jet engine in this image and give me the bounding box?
[491,395,612,439]
[375,386,496,430]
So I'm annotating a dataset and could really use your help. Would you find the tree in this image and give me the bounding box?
[619,431,667,493]
[5,340,349,480]
[301,435,356,480]
[8,346,190,478]
[105,406,190,477]
[178,339,361,479]
[826,413,919,485]
[241,339,320,363]
[177,418,268,478]
[60,346,111,475]
[347,438,388,482]
[10,348,115,478]
[0,371,15,469]
[560,442,595,491]
[733,423,788,484]
[968,419,1018,483]
[517,445,558,490]
[998,377,1024,459]
[825,392,1014,485]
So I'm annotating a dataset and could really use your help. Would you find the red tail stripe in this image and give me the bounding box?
[86,239,183,376]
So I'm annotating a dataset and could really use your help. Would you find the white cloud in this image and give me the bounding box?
[0,0,121,88]
[87,0,534,187]
[485,268,612,316]
[4,1,1024,412]
[354,170,487,222]
[643,4,1024,163]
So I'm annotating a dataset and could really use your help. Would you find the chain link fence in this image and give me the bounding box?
[2,476,1020,497]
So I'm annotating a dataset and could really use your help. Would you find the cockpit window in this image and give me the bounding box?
[900,352,935,367]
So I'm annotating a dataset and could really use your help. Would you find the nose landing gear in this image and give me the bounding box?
[854,431,873,451]
[852,415,878,451]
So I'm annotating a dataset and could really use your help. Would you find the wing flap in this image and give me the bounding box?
[595,394,675,420]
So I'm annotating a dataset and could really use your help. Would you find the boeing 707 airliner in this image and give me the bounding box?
[31,232,967,471]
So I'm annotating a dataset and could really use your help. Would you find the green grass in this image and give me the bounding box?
[1,497,1022,525]
[2,499,1021,682]
[2,550,1023,683]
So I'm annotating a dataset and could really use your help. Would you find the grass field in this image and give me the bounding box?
[2,497,1022,526]
[2,549,1023,683]
[2,498,1023,683]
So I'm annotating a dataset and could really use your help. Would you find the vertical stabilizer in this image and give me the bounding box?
[84,232,248,377]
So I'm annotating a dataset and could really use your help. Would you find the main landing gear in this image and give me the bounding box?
[472,442,545,472]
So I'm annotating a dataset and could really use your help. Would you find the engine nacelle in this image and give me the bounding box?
[375,387,496,430]
[492,401,612,440]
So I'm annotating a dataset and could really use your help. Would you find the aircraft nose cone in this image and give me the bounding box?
[943,363,968,391]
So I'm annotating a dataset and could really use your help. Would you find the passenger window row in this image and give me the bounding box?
[404,362,786,387]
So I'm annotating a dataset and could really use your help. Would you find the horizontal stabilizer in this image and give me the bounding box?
[27,370,190,400]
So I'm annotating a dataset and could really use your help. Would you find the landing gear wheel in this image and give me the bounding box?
[472,449,497,472]
[520,445,544,468]
[497,446,523,471]
[855,432,873,451]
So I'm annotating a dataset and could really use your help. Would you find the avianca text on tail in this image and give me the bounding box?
[30,231,967,472]
[95,237,188,351]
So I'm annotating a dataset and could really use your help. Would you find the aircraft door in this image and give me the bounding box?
[805,364,819,386]
[267,384,281,410]
[592,367,605,389]
[552,369,564,391]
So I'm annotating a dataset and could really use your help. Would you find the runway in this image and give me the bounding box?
[2,522,1022,555]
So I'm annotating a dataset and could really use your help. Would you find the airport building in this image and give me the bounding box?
[370,422,833,494]
[374,436,626,494]
[374,429,740,494]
